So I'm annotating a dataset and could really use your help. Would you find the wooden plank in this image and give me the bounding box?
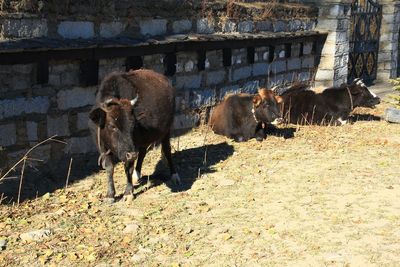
[0,32,327,65]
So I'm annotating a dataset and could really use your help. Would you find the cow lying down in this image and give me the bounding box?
[89,69,180,201]
[276,78,380,125]
[209,89,283,142]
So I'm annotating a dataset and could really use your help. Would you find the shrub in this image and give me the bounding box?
[389,77,400,108]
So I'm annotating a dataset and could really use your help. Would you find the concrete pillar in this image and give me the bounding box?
[305,0,352,87]
[377,0,400,81]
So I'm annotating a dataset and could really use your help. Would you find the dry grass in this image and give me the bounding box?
[1,103,400,266]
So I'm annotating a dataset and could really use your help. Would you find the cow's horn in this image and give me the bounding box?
[105,98,113,104]
[131,95,138,106]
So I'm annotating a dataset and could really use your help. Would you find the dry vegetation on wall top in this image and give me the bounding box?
[225,0,318,21]
[0,0,317,20]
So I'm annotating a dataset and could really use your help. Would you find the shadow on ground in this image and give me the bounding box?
[132,142,234,197]
[265,126,297,139]
[350,114,381,122]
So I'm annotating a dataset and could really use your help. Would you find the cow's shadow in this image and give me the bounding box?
[132,142,234,196]
[349,114,381,122]
[265,125,297,139]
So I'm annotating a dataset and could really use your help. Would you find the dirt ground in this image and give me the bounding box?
[1,102,400,267]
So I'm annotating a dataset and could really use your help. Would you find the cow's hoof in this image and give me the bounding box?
[256,136,264,142]
[103,197,115,204]
[171,173,181,185]
[122,194,135,203]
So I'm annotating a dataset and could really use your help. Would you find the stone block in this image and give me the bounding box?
[219,85,241,99]
[175,74,202,89]
[274,20,287,32]
[77,112,90,131]
[100,21,126,38]
[65,136,97,154]
[291,44,301,57]
[98,58,126,81]
[0,97,50,120]
[205,50,222,70]
[223,20,237,33]
[288,58,301,71]
[255,20,273,32]
[172,20,192,34]
[173,114,200,130]
[268,74,285,87]
[315,69,334,81]
[302,56,315,69]
[26,121,38,142]
[232,66,252,81]
[57,87,96,110]
[58,21,94,39]
[1,19,48,38]
[252,62,269,76]
[271,61,286,74]
[0,124,16,147]
[241,80,260,94]
[47,114,70,137]
[191,89,216,108]
[303,42,313,55]
[299,71,311,81]
[206,70,226,86]
[197,18,214,34]
[289,20,303,32]
[238,21,254,33]
[140,19,167,36]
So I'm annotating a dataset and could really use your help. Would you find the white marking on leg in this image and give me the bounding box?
[171,173,181,185]
[133,170,141,185]
[337,118,347,125]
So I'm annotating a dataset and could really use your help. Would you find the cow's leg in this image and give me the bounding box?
[133,147,147,184]
[104,156,116,200]
[161,135,181,185]
[254,122,265,142]
[123,160,135,196]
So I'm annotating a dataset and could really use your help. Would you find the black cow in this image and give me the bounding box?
[89,69,180,201]
[276,78,380,125]
[209,88,282,142]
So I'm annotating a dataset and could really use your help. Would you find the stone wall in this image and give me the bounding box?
[0,0,317,40]
[0,36,321,175]
[377,0,400,81]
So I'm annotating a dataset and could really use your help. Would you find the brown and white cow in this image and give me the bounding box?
[209,89,283,142]
[276,78,380,125]
[89,69,180,201]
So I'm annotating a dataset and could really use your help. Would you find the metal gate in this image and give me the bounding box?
[348,0,382,85]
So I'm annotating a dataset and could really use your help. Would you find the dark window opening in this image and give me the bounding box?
[126,56,143,71]
[223,48,232,67]
[284,43,292,58]
[197,50,206,71]
[36,61,49,85]
[247,47,255,64]
[79,60,99,86]
[268,46,275,63]
[299,43,304,57]
[164,53,177,76]
[312,41,317,54]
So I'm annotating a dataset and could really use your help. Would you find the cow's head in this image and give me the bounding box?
[89,97,138,162]
[348,78,380,108]
[252,88,283,125]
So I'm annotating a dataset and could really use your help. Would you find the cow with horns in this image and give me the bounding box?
[89,69,180,201]
[276,78,381,125]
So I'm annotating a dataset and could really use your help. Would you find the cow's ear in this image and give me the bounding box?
[253,95,262,107]
[275,95,283,104]
[89,108,106,128]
